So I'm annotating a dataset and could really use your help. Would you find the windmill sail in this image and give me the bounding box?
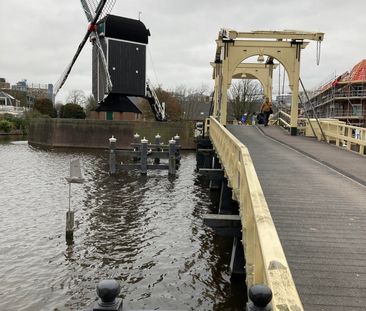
[54,0,110,95]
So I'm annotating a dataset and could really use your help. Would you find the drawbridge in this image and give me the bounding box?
[202,28,366,310]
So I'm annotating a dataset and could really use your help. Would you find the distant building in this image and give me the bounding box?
[0,91,25,116]
[0,91,17,106]
[12,80,27,92]
[306,59,366,127]
[0,78,10,89]
[178,93,212,121]
[27,83,54,103]
[11,80,54,104]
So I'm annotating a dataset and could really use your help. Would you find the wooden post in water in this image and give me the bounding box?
[174,134,181,164]
[65,158,84,243]
[141,137,148,175]
[109,136,117,174]
[133,133,140,162]
[168,138,176,175]
[66,208,74,242]
[154,133,161,164]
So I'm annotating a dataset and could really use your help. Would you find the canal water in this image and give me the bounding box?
[0,137,245,311]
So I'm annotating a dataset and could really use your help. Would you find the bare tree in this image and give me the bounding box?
[66,89,87,107]
[229,80,263,121]
[85,94,97,117]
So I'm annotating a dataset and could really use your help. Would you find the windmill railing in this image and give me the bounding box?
[209,116,303,311]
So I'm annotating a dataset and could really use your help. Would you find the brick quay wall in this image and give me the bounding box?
[28,118,196,149]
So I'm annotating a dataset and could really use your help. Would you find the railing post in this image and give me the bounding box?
[168,138,176,175]
[347,127,352,150]
[141,137,148,175]
[92,279,123,311]
[246,284,272,311]
[109,135,117,174]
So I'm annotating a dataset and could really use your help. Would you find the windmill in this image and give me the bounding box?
[54,0,166,120]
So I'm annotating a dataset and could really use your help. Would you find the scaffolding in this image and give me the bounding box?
[306,60,366,127]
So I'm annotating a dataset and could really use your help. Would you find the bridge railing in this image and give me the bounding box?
[209,116,303,311]
[319,121,366,155]
[275,110,366,155]
[273,110,307,134]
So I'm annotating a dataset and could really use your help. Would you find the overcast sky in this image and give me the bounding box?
[1,0,365,102]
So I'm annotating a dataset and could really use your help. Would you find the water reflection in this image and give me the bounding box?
[0,140,245,311]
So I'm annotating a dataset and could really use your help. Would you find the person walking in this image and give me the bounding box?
[260,97,273,127]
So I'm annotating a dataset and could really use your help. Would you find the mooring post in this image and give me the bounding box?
[168,138,176,175]
[66,208,74,242]
[174,134,181,164]
[92,279,123,311]
[154,133,161,164]
[246,284,273,311]
[133,133,140,162]
[141,137,148,175]
[109,135,117,174]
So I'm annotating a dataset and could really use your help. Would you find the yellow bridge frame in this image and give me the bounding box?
[212,29,324,135]
[212,62,278,100]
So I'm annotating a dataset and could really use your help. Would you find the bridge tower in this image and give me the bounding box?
[212,30,323,135]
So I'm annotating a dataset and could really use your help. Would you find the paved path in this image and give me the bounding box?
[227,125,366,311]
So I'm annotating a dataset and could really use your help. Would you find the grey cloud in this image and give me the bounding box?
[1,0,366,101]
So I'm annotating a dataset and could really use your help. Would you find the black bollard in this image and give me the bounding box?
[246,284,272,311]
[93,279,123,311]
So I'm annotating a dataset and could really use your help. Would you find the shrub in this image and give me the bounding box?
[0,120,14,133]
[33,98,57,117]
[60,103,86,119]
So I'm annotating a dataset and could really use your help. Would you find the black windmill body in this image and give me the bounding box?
[92,15,150,103]
[54,0,166,120]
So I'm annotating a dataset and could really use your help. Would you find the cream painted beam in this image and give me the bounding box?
[224,29,324,41]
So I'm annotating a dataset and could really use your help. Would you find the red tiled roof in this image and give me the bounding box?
[348,59,366,81]
[318,59,366,91]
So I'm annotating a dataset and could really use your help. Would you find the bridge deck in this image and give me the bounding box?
[227,125,366,311]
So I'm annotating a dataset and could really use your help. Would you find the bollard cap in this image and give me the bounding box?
[96,279,120,305]
[109,135,117,143]
[169,138,176,144]
[141,137,148,143]
[155,133,161,139]
[249,284,272,308]
[133,133,140,139]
